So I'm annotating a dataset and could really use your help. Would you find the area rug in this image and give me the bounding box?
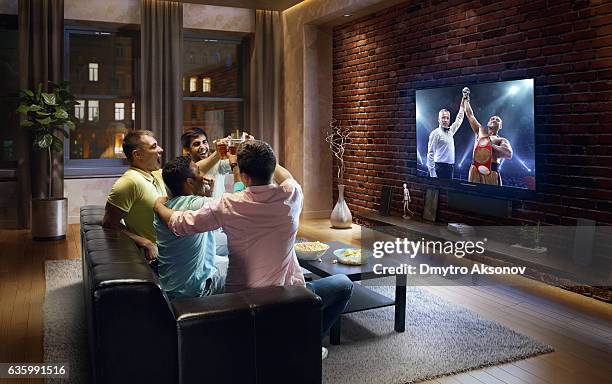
[44,260,553,384]
[43,260,90,384]
[323,281,553,384]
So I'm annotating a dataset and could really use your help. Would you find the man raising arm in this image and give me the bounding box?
[154,155,245,299]
[155,140,353,360]
[425,97,465,179]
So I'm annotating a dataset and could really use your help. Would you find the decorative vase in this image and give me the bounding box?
[330,184,352,229]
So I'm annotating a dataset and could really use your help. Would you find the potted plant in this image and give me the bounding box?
[17,81,78,240]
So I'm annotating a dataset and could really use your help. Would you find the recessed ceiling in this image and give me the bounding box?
[181,0,305,11]
[319,0,408,28]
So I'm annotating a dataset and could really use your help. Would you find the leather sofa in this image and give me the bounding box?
[80,205,322,384]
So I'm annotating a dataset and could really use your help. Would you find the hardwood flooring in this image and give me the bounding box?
[0,220,609,383]
[0,224,80,384]
[298,219,612,384]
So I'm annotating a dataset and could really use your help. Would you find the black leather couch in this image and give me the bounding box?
[80,205,322,384]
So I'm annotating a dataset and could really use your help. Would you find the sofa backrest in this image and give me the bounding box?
[80,206,178,384]
[79,205,323,384]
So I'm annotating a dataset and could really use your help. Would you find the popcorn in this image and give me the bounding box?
[294,241,329,252]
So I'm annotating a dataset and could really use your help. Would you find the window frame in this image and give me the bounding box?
[183,33,245,136]
[63,23,140,178]
[114,102,125,121]
[88,62,99,82]
[0,14,19,172]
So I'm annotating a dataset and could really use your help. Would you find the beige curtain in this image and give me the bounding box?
[17,0,64,228]
[140,0,183,163]
[249,10,283,161]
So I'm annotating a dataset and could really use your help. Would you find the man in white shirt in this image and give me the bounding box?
[181,128,236,256]
[426,97,466,179]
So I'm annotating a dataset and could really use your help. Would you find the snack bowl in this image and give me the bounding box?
[294,241,330,260]
[333,248,371,265]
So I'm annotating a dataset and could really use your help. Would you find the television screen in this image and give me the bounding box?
[416,79,536,190]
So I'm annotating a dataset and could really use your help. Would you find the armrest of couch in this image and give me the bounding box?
[172,286,322,384]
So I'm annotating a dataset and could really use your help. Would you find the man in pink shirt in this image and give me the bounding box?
[154,140,353,360]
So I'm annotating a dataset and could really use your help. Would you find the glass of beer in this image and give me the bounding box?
[229,138,244,155]
[228,144,237,155]
[215,140,228,159]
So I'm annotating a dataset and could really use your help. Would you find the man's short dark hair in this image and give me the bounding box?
[237,140,276,185]
[123,130,155,162]
[181,128,208,149]
[162,156,194,197]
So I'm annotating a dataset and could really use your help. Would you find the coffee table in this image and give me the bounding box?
[298,241,407,345]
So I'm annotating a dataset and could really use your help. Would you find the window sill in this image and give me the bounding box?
[64,166,128,179]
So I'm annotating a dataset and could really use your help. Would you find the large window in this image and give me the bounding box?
[183,37,244,141]
[0,15,18,168]
[64,26,138,175]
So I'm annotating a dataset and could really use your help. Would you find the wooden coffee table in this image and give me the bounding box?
[298,241,407,345]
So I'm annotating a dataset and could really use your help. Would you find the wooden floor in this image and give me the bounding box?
[298,219,612,384]
[0,224,81,384]
[0,220,610,384]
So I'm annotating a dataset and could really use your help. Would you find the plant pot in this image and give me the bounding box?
[31,197,67,240]
[330,185,352,229]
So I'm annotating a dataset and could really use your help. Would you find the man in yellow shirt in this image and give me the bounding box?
[103,130,166,260]
[103,130,226,260]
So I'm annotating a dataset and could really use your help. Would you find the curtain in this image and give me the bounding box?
[249,10,283,161]
[140,0,183,163]
[17,0,64,228]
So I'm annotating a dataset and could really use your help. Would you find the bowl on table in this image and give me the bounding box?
[333,248,371,265]
[294,241,330,260]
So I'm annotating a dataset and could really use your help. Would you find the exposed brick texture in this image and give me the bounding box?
[332,0,612,225]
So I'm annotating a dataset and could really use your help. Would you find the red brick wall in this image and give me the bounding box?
[332,0,612,225]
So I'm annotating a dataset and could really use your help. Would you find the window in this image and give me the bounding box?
[75,100,85,121]
[88,63,99,82]
[0,15,18,168]
[114,102,125,120]
[202,77,211,93]
[183,36,244,140]
[87,100,99,122]
[65,26,138,175]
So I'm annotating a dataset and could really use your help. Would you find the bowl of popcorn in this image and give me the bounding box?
[294,241,330,260]
[333,248,370,265]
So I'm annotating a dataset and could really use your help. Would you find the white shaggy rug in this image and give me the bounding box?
[323,282,553,383]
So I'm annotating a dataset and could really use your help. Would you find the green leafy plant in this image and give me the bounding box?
[17,81,78,198]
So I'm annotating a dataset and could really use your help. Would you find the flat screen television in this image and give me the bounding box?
[416,79,536,191]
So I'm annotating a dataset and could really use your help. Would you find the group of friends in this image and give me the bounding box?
[426,91,513,185]
[102,128,353,360]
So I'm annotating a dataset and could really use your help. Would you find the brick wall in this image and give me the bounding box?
[332,0,612,225]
